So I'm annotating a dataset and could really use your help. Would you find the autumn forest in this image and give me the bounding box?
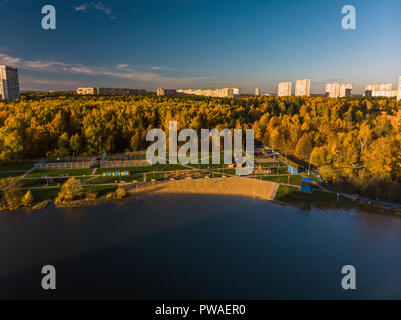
[1,93,401,201]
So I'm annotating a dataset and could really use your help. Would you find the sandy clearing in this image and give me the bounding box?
[128,177,279,201]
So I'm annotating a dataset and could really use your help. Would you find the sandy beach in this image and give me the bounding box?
[127,177,279,201]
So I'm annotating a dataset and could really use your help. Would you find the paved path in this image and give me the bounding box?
[3,160,43,190]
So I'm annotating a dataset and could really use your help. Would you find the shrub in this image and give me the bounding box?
[22,190,34,207]
[4,188,23,210]
[85,191,97,201]
[105,192,115,201]
[56,177,83,202]
[115,187,128,200]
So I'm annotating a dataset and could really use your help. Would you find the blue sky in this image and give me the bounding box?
[0,0,400,93]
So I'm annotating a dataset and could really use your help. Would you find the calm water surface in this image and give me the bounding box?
[1,194,401,299]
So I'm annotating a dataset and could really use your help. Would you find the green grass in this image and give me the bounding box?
[83,185,117,196]
[0,171,24,178]
[27,169,92,177]
[275,185,298,200]
[0,162,35,171]
[275,185,341,207]
[97,163,186,174]
[146,172,168,181]
[30,188,60,202]
[254,161,281,167]
[261,166,289,173]
[88,174,143,184]
[188,163,228,169]
[260,175,303,186]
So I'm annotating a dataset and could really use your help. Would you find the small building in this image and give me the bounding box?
[301,177,314,193]
[288,165,298,174]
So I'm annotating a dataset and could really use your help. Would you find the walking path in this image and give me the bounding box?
[3,160,43,191]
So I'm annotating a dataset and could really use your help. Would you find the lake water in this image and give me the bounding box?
[1,194,401,299]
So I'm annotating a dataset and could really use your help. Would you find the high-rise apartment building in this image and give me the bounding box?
[0,65,20,101]
[77,87,146,95]
[325,83,340,98]
[174,88,240,98]
[340,84,353,97]
[277,82,292,97]
[397,76,401,101]
[295,79,310,96]
[326,83,352,98]
[255,88,260,96]
[364,83,396,97]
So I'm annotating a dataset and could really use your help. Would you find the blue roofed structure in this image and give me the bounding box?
[301,177,314,193]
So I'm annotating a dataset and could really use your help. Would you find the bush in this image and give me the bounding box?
[22,190,34,207]
[4,188,23,210]
[85,191,97,201]
[105,192,115,201]
[115,187,127,200]
[56,177,83,202]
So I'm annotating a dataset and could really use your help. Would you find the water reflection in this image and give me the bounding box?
[0,194,401,299]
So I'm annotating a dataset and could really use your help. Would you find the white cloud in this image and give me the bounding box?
[116,64,129,70]
[75,4,88,11]
[151,66,173,71]
[0,53,21,65]
[19,76,80,87]
[92,2,111,15]
[0,52,216,89]
[75,2,114,19]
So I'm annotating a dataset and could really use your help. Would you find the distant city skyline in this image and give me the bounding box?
[1,0,401,94]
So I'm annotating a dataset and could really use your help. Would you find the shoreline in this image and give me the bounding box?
[1,177,401,217]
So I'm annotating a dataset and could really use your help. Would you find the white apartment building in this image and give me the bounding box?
[77,87,146,95]
[175,88,240,98]
[295,79,310,96]
[339,84,352,97]
[364,83,397,97]
[326,83,352,98]
[277,82,292,97]
[398,76,401,101]
[255,88,260,96]
[0,65,20,101]
[326,83,339,98]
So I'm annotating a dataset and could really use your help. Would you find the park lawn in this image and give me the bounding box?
[261,175,303,186]
[146,172,168,181]
[83,185,117,196]
[27,169,92,177]
[261,166,289,174]
[30,188,60,202]
[275,185,298,200]
[255,161,281,167]
[0,171,24,178]
[275,185,342,207]
[20,176,88,188]
[208,168,236,175]
[0,162,36,171]
[188,163,228,169]
[97,164,187,174]
[88,174,143,184]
